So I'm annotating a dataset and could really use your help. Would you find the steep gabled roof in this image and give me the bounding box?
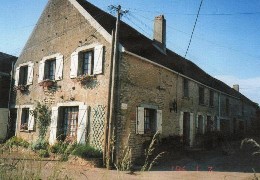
[0,52,17,74]
[76,0,257,106]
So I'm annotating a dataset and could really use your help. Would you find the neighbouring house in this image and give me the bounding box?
[14,0,258,162]
[0,52,17,141]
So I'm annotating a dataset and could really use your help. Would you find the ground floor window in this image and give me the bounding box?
[21,108,29,130]
[206,116,213,132]
[57,106,79,141]
[144,108,156,133]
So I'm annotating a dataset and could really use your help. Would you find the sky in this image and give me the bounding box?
[0,0,259,104]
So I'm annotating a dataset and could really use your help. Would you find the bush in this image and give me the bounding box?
[31,139,49,151]
[38,149,50,158]
[5,136,29,148]
[72,144,102,159]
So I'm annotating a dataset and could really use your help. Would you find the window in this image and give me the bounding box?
[78,50,94,75]
[226,98,230,115]
[199,87,205,105]
[183,78,189,97]
[144,108,156,133]
[18,66,28,85]
[57,107,79,141]
[70,44,104,78]
[197,115,203,134]
[38,53,63,83]
[21,108,29,130]
[136,106,162,134]
[44,59,56,80]
[15,62,34,86]
[209,90,214,107]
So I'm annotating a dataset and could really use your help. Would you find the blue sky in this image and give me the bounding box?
[0,0,259,104]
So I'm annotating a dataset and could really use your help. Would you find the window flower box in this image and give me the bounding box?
[39,79,56,88]
[76,74,96,85]
[20,123,28,131]
[15,85,28,92]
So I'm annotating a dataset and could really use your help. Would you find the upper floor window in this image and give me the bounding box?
[199,87,205,105]
[78,50,94,76]
[44,59,56,80]
[183,78,189,98]
[15,62,34,87]
[70,44,104,78]
[19,66,28,85]
[38,53,63,83]
[209,90,214,107]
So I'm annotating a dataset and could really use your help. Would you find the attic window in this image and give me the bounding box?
[183,78,189,98]
[44,59,56,80]
[19,66,28,86]
[78,50,94,76]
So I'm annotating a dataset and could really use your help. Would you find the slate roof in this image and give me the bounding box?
[77,0,257,106]
[0,52,17,74]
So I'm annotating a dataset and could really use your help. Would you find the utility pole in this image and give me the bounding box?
[106,5,128,168]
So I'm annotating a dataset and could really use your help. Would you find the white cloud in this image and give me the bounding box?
[215,75,260,105]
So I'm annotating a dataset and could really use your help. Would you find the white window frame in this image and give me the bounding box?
[70,43,104,78]
[38,53,63,83]
[15,61,34,86]
[136,104,162,135]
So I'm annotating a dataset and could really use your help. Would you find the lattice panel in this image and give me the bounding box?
[91,105,106,150]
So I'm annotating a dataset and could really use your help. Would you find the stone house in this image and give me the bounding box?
[14,0,258,161]
[0,52,17,141]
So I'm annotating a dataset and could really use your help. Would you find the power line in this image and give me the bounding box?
[185,0,204,58]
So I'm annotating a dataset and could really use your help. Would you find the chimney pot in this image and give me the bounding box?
[233,84,239,92]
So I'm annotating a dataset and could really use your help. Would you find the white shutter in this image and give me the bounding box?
[27,63,34,85]
[28,107,35,131]
[77,105,88,144]
[179,111,184,135]
[156,110,162,134]
[38,60,45,83]
[93,45,104,75]
[15,67,20,86]
[49,107,58,145]
[136,107,144,134]
[70,52,79,78]
[55,55,63,81]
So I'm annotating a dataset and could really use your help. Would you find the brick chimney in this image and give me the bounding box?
[233,84,239,92]
[153,15,166,54]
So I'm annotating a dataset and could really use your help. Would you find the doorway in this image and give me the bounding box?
[183,112,190,146]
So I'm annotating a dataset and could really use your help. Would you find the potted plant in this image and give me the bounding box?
[76,74,96,85]
[15,84,28,92]
[39,79,56,89]
[20,123,28,131]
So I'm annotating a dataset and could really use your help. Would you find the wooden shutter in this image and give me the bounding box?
[38,60,45,83]
[77,105,88,144]
[55,55,63,81]
[136,107,144,134]
[15,67,20,86]
[156,110,162,134]
[28,107,34,131]
[70,52,79,78]
[179,111,184,135]
[49,107,58,145]
[27,63,34,85]
[93,45,104,75]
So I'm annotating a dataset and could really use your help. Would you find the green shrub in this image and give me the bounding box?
[31,139,49,151]
[5,136,29,148]
[38,149,50,158]
[72,144,102,159]
[50,141,70,154]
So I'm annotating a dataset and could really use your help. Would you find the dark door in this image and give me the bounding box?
[183,112,190,146]
[7,109,17,139]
